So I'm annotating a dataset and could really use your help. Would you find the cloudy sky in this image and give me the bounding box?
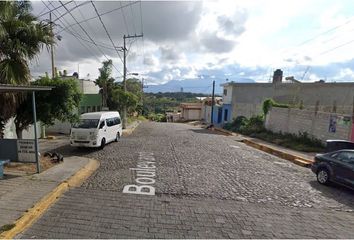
[30,0,354,86]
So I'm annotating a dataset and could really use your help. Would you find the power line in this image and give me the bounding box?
[43,1,103,64]
[129,3,137,35]
[318,38,354,56]
[56,1,139,35]
[120,1,130,35]
[296,16,354,48]
[46,1,118,51]
[58,0,122,76]
[139,0,145,73]
[37,0,73,18]
[52,1,91,22]
[90,1,124,64]
[73,0,96,36]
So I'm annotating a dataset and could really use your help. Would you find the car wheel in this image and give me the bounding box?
[100,138,106,149]
[317,168,330,185]
[115,132,120,142]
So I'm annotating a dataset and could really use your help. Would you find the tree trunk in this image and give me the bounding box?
[0,119,4,139]
[16,127,23,139]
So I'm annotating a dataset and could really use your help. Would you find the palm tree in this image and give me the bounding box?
[0,1,54,138]
[95,60,115,109]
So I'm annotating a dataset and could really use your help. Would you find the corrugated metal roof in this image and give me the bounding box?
[0,84,54,92]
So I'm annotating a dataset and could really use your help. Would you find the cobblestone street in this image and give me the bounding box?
[20,122,354,238]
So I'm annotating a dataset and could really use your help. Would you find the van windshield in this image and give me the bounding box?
[73,119,99,129]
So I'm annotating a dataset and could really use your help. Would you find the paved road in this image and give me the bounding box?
[20,122,354,238]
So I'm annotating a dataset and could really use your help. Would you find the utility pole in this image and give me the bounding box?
[50,12,55,79]
[122,34,143,129]
[210,80,215,125]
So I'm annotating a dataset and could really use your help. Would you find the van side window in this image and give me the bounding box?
[117,117,121,125]
[106,118,113,127]
[99,121,105,129]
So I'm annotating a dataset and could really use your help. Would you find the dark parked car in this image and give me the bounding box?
[311,150,354,189]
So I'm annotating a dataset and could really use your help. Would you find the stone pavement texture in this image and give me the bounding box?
[0,157,89,228]
[19,122,354,239]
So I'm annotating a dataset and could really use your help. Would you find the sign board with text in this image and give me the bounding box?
[17,139,36,163]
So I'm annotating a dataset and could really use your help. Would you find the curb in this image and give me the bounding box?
[122,121,140,136]
[213,127,236,136]
[242,139,314,168]
[0,158,100,239]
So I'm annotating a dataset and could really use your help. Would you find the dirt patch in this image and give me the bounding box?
[4,156,60,174]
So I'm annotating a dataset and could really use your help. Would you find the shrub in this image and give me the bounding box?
[224,116,247,132]
[262,98,290,116]
[239,115,265,135]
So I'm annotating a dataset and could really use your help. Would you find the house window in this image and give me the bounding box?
[224,109,228,121]
[223,89,227,96]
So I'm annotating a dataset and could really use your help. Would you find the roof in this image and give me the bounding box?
[0,84,54,92]
[220,81,354,87]
[81,111,120,119]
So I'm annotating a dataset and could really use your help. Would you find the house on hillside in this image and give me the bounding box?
[201,97,224,125]
[180,102,202,121]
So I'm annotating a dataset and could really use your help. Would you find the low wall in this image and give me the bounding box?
[4,118,41,139]
[265,107,352,143]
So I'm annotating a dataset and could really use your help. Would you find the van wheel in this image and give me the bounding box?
[115,132,120,142]
[100,138,106,149]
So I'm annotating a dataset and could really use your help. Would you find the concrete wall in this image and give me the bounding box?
[265,107,352,143]
[46,120,71,134]
[228,82,354,118]
[183,109,201,120]
[4,118,41,139]
[75,79,99,94]
[223,85,233,104]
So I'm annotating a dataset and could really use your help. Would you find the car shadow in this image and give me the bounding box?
[42,144,101,158]
[309,180,354,210]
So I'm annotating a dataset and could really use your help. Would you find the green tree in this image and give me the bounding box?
[94,60,114,108]
[0,1,54,138]
[110,88,139,114]
[14,77,82,139]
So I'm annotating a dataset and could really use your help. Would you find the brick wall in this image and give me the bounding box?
[265,107,352,143]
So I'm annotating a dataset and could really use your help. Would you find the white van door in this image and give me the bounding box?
[98,120,107,144]
[106,118,116,142]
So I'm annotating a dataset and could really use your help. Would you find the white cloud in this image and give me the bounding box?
[28,0,354,85]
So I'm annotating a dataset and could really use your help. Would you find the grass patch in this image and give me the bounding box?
[0,223,15,233]
[4,156,60,174]
[224,115,325,153]
[250,130,325,152]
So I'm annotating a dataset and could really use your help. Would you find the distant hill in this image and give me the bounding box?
[145,78,255,94]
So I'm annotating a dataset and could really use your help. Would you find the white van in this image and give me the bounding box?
[70,111,122,149]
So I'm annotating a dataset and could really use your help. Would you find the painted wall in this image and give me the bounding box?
[182,109,201,120]
[227,82,354,118]
[75,79,100,94]
[222,85,233,104]
[265,107,352,143]
[79,94,102,113]
[222,104,232,123]
[4,118,41,139]
[202,105,224,126]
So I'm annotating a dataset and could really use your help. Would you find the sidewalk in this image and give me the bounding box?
[233,135,315,167]
[211,126,316,167]
[0,156,97,235]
